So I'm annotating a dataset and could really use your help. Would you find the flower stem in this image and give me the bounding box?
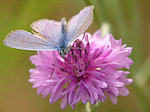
[101,22,111,37]
[75,102,84,112]
[91,102,100,112]
[84,0,102,26]
[85,102,91,112]
[133,54,150,112]
[133,84,149,112]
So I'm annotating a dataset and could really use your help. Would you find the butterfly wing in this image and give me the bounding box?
[4,30,58,51]
[4,6,94,51]
[66,5,94,46]
[31,19,62,44]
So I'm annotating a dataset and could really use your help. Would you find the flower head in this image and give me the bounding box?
[29,30,133,109]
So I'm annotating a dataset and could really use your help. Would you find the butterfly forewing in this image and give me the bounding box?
[66,6,94,46]
[4,30,58,51]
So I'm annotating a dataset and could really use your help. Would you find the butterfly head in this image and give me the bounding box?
[59,49,67,58]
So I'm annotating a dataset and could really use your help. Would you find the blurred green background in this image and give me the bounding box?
[0,0,149,112]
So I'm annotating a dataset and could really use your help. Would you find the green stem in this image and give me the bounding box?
[100,22,111,37]
[85,102,91,112]
[91,102,100,112]
[75,102,84,112]
[133,54,150,112]
[84,0,102,26]
[133,84,149,112]
[134,54,150,87]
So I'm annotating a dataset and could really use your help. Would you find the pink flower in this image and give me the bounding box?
[29,30,133,109]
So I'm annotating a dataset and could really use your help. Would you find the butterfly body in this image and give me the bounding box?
[3,6,94,58]
[59,18,68,49]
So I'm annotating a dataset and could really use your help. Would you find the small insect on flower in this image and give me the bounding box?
[29,30,133,109]
[3,6,94,58]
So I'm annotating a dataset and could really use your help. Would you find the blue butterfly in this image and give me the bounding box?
[4,6,94,57]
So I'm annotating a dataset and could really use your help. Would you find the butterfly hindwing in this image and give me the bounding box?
[31,19,62,45]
